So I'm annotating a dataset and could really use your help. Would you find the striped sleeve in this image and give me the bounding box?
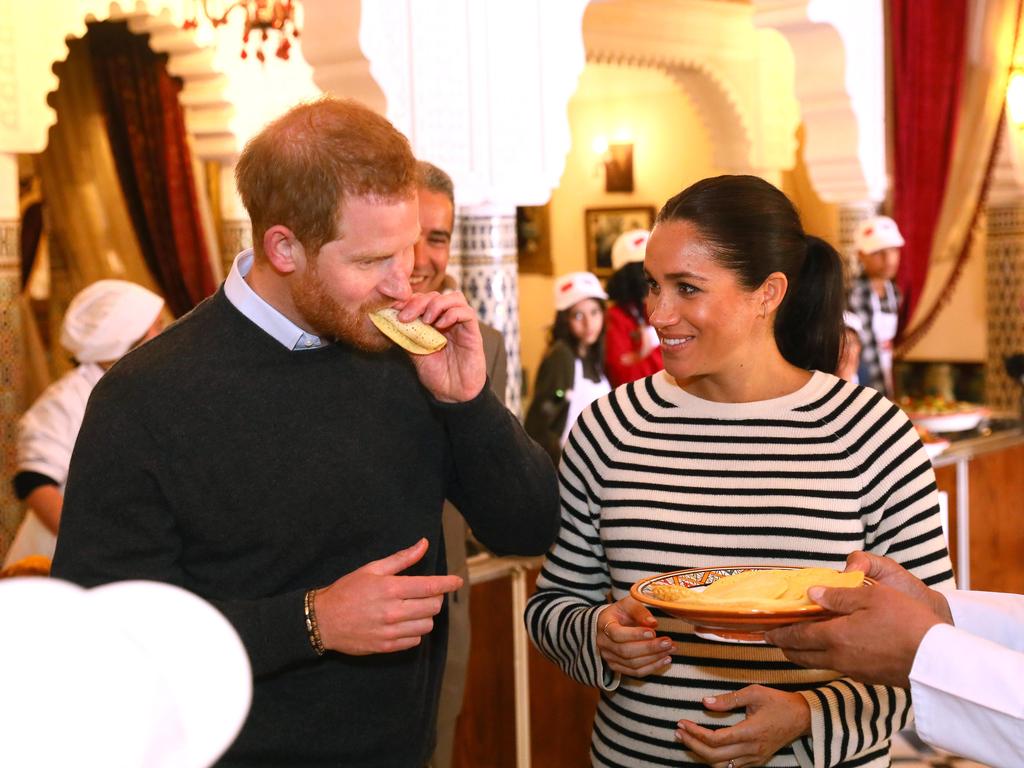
[525,429,619,691]
[794,392,955,768]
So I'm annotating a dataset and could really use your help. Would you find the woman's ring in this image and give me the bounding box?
[727,761,735,768]
[602,621,615,639]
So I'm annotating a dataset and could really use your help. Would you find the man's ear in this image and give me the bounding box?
[263,225,303,275]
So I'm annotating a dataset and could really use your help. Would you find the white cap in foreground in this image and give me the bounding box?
[0,578,251,767]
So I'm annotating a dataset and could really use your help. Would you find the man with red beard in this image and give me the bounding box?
[51,98,559,768]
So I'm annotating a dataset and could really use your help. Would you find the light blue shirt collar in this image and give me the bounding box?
[223,249,325,351]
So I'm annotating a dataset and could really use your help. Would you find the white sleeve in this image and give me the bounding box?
[945,590,1024,652]
[910,622,1024,768]
[16,367,95,489]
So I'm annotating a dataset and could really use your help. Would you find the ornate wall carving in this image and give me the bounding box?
[0,218,22,557]
[584,0,801,178]
[753,0,888,204]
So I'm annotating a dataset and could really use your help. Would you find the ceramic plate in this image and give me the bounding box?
[630,565,873,644]
[907,406,989,434]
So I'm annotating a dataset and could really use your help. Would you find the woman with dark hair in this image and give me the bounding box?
[526,175,954,768]
[525,271,611,462]
[604,229,664,386]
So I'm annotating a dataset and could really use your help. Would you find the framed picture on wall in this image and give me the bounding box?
[516,204,553,275]
[584,205,655,276]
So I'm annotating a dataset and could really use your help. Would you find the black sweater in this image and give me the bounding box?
[52,288,559,767]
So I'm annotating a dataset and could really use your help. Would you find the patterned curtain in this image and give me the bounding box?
[86,21,215,317]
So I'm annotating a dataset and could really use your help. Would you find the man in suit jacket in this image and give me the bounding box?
[414,161,508,768]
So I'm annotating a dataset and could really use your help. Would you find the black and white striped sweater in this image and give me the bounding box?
[525,370,955,768]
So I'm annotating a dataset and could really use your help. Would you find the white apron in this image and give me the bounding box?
[870,284,899,397]
[560,358,612,446]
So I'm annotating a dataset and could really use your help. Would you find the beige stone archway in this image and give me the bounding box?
[583,0,802,182]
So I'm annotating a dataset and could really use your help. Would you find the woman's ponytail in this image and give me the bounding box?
[775,235,845,373]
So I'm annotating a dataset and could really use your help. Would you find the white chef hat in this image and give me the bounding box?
[610,229,651,271]
[0,577,251,768]
[554,271,608,312]
[60,279,165,363]
[853,216,905,255]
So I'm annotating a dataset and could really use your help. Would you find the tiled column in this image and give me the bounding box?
[220,220,253,276]
[219,163,251,276]
[985,202,1024,415]
[455,207,522,418]
[837,201,879,281]
[0,153,24,558]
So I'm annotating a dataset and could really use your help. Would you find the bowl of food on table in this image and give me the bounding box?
[631,565,873,644]
[899,395,989,434]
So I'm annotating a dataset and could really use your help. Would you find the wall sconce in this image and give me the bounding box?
[592,136,635,193]
[604,143,635,193]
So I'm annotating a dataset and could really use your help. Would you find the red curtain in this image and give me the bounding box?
[85,21,215,317]
[888,0,968,335]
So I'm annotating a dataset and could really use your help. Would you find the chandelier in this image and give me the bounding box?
[183,1,301,61]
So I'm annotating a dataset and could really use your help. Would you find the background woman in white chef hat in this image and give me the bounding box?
[4,279,165,568]
[525,271,611,462]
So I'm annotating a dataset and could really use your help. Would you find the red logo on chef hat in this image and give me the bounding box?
[560,281,575,293]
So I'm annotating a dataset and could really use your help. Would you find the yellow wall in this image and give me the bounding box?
[780,124,839,245]
[518,63,719,399]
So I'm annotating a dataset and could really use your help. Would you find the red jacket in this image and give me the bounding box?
[604,304,663,387]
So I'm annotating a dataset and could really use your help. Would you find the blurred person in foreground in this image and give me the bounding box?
[51,98,559,768]
[524,271,610,463]
[4,279,164,568]
[413,160,509,768]
[836,311,864,384]
[847,215,904,397]
[525,175,953,768]
[767,551,1024,768]
[603,229,663,387]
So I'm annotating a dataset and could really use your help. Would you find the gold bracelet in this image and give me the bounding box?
[304,587,325,656]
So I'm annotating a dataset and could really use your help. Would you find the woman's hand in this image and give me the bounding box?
[596,596,673,678]
[676,685,810,768]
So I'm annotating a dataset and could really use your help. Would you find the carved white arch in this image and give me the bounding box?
[2,1,319,160]
[582,0,800,179]
[752,0,888,204]
[586,49,753,172]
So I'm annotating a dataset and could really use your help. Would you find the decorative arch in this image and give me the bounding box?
[582,0,800,179]
[586,48,754,172]
[752,0,888,204]
[5,2,237,159]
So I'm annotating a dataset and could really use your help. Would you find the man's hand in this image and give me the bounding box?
[314,538,462,655]
[765,578,949,687]
[676,685,810,768]
[393,291,486,403]
[844,551,952,621]
[596,596,673,678]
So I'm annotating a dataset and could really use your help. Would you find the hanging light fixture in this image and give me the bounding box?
[183,1,301,62]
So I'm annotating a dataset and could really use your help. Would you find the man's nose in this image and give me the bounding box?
[380,248,414,301]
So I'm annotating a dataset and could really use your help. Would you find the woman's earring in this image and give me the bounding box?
[760,301,767,319]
